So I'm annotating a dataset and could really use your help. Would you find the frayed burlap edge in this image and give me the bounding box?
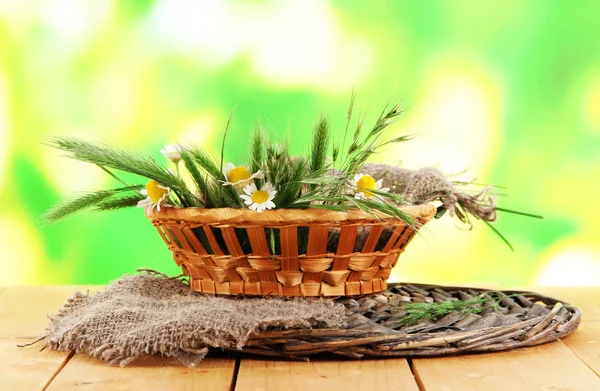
[362,163,497,223]
[44,271,346,367]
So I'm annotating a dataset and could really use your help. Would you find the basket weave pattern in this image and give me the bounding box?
[149,204,436,297]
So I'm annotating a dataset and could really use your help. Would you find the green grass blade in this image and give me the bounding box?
[495,207,543,219]
[482,219,514,251]
[220,104,237,175]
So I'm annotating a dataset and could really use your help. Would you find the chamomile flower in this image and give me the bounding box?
[137,180,171,215]
[240,182,277,212]
[222,162,264,186]
[160,144,182,164]
[350,173,389,200]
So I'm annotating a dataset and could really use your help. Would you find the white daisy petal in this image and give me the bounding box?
[242,182,257,195]
[221,165,265,187]
[223,162,235,178]
[161,144,182,163]
[241,180,278,212]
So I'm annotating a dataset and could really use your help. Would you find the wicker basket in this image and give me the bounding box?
[148,204,436,297]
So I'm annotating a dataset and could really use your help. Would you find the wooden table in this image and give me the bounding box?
[1,286,598,390]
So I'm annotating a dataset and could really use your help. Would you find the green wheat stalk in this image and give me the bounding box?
[41,186,143,225]
[47,138,196,207]
[309,115,330,175]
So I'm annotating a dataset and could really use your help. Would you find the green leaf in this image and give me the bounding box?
[435,205,447,219]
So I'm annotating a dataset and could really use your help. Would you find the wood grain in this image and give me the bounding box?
[537,287,600,321]
[234,358,419,391]
[412,341,600,391]
[0,285,102,339]
[46,354,236,391]
[537,287,600,376]
[560,322,600,377]
[0,339,71,391]
[1,285,598,391]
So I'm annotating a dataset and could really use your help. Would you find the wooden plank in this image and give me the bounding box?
[46,354,236,391]
[536,287,600,321]
[412,341,600,391]
[0,285,102,339]
[560,321,600,377]
[536,287,600,376]
[0,339,72,391]
[235,358,419,391]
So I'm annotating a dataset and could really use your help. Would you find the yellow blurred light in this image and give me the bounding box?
[388,57,502,180]
[176,116,217,146]
[174,115,218,189]
[0,72,10,192]
[91,57,147,140]
[41,141,107,195]
[582,73,600,133]
[536,245,600,286]
[0,215,43,285]
[389,217,482,285]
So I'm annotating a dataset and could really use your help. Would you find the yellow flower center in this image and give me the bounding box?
[146,180,169,203]
[251,190,269,203]
[228,166,251,183]
[356,175,376,197]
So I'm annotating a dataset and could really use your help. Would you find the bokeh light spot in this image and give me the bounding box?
[176,116,217,146]
[146,0,371,90]
[392,58,502,179]
[536,246,600,286]
[251,0,371,89]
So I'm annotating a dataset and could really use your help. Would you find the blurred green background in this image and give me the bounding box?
[1,0,599,287]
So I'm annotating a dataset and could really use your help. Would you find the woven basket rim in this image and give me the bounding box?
[148,203,436,225]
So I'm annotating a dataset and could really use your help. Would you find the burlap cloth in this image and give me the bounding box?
[362,163,497,223]
[45,272,346,367]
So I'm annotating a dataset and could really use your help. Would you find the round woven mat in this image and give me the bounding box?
[241,283,581,359]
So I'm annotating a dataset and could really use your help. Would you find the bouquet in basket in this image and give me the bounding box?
[43,99,535,297]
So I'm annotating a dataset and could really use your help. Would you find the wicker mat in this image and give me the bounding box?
[44,273,581,366]
[247,283,581,359]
